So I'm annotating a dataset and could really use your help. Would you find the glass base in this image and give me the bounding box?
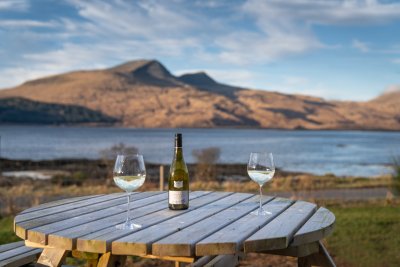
[251,208,272,216]
[115,221,142,230]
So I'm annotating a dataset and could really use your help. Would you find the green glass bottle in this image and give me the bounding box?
[168,133,189,210]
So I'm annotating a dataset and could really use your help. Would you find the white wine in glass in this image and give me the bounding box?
[247,152,275,216]
[113,154,146,229]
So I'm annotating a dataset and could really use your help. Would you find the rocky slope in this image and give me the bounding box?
[0,59,398,130]
[0,97,116,124]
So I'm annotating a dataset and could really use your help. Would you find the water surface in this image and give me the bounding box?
[0,126,399,177]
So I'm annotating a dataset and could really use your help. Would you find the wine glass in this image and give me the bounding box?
[113,154,146,229]
[247,152,275,216]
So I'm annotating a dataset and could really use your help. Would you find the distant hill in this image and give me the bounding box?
[0,59,398,130]
[367,88,400,114]
[0,97,117,124]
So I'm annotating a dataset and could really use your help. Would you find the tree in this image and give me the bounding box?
[192,147,220,181]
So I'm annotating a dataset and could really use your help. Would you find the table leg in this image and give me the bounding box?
[297,241,336,267]
[97,252,126,267]
[35,248,68,267]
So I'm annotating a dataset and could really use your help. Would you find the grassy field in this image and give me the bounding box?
[0,217,20,245]
[327,202,400,267]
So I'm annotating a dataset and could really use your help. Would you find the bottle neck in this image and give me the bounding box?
[174,146,183,160]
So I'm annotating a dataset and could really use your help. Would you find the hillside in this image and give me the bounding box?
[0,59,398,130]
[0,97,117,124]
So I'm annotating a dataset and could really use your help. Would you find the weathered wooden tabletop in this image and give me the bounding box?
[14,191,335,265]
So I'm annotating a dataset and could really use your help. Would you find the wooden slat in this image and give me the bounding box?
[15,193,131,224]
[0,241,25,253]
[26,192,166,245]
[196,197,293,256]
[0,245,39,261]
[21,193,154,232]
[49,191,212,251]
[111,192,254,256]
[30,192,164,233]
[79,191,234,253]
[244,200,317,252]
[0,248,42,267]
[152,195,275,257]
[14,191,153,241]
[18,195,122,239]
[20,195,101,214]
[291,207,335,246]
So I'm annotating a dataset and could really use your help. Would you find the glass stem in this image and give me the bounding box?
[126,192,131,224]
[259,185,263,212]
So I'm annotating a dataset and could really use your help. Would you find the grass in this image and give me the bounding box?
[327,203,400,267]
[0,217,20,245]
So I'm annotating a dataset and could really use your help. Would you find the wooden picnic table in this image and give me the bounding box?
[14,191,336,267]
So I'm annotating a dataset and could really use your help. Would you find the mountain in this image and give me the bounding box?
[0,59,398,130]
[367,88,400,114]
[0,97,117,124]
[109,59,184,87]
[178,72,241,98]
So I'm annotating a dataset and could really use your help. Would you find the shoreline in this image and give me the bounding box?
[0,158,392,191]
[0,157,390,178]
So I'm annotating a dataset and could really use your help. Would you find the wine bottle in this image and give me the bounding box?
[168,133,189,210]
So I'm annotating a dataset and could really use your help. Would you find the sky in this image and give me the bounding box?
[0,0,399,101]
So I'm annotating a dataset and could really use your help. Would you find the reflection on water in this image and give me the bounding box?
[0,126,399,177]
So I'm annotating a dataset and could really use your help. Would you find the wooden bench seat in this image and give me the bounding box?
[0,241,42,267]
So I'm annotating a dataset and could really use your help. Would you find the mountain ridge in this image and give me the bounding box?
[0,59,398,130]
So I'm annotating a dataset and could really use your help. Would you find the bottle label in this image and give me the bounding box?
[174,181,183,188]
[169,190,189,205]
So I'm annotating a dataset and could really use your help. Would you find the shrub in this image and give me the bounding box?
[192,147,220,181]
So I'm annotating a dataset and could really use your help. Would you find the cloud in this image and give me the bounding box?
[392,58,400,64]
[0,67,56,89]
[0,20,57,28]
[214,31,322,65]
[219,0,400,64]
[1,0,400,90]
[67,0,198,38]
[352,39,369,52]
[243,0,400,26]
[0,0,29,11]
[0,44,107,88]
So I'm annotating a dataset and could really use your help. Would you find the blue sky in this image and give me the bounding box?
[0,0,399,100]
